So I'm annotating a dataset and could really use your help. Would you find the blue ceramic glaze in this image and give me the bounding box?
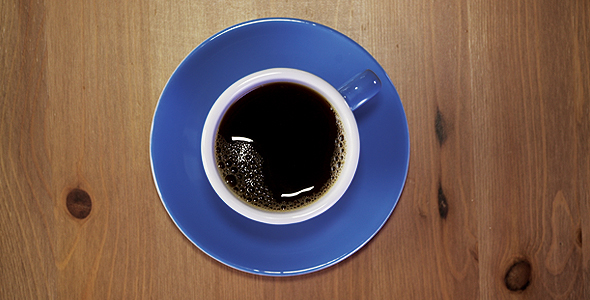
[338,69,382,111]
[150,18,410,276]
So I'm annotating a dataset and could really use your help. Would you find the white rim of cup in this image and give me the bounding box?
[201,68,360,225]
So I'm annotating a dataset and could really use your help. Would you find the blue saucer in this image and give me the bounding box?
[150,18,410,276]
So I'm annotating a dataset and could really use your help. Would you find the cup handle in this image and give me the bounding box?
[337,69,382,111]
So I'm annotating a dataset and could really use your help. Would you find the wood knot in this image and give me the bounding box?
[437,183,448,219]
[505,260,532,291]
[576,227,582,247]
[435,107,447,145]
[66,188,92,219]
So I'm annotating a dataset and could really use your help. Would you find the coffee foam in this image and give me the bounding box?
[215,117,346,212]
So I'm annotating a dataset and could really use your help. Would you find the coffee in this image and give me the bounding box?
[215,82,346,211]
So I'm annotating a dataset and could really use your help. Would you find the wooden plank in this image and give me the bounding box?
[469,0,589,298]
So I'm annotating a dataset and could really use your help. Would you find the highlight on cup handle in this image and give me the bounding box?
[337,70,382,111]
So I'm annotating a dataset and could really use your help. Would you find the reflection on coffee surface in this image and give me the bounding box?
[215,82,346,211]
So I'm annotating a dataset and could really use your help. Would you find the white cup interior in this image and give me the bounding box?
[201,68,360,224]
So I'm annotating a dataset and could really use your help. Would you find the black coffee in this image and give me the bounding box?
[215,82,346,211]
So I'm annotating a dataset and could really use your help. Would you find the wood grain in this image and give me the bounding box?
[1,0,588,299]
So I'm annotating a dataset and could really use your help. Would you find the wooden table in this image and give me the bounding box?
[2,0,588,298]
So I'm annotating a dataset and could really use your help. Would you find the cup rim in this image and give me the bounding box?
[201,68,360,225]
